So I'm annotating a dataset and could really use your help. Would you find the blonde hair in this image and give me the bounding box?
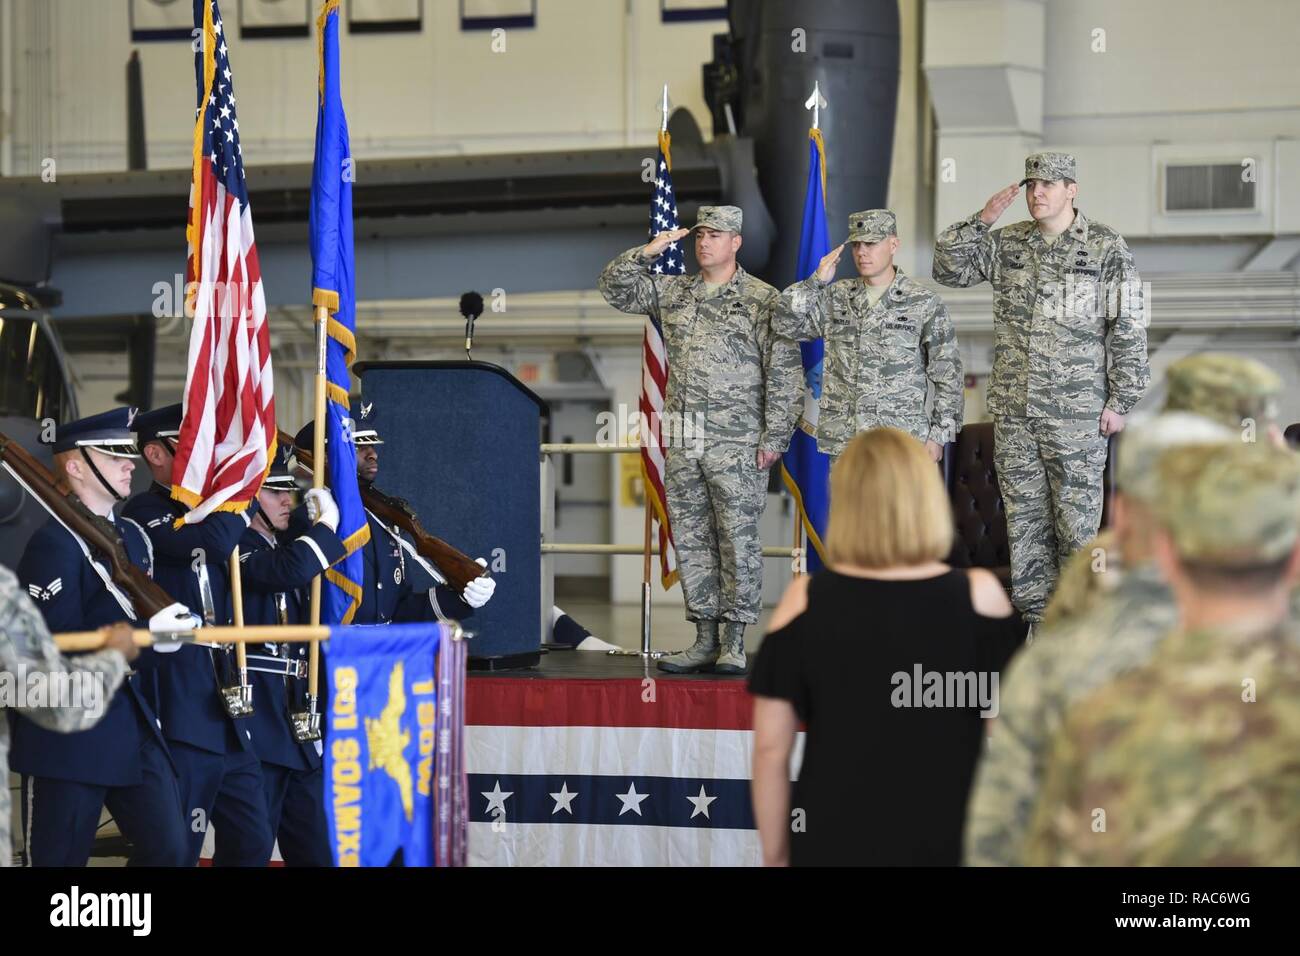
[827,428,952,568]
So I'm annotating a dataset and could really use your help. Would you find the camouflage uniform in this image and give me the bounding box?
[965,356,1287,865]
[598,206,803,667]
[934,152,1150,622]
[965,412,1238,865]
[1024,442,1300,866]
[0,563,128,867]
[775,210,964,458]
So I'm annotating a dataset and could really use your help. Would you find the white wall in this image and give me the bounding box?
[926,0,1300,239]
[3,0,724,173]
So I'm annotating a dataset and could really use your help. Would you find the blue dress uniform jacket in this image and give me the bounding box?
[121,483,253,755]
[354,510,475,625]
[12,513,190,867]
[237,522,344,770]
[10,515,173,787]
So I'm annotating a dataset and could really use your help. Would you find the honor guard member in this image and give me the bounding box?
[292,402,496,627]
[124,404,275,866]
[237,446,344,866]
[1,565,139,867]
[775,209,964,462]
[11,408,190,866]
[600,205,803,674]
[934,152,1151,624]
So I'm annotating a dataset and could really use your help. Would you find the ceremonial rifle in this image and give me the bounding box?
[0,430,179,619]
[277,428,489,593]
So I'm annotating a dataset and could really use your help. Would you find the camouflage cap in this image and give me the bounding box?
[1116,412,1236,504]
[846,209,897,244]
[1162,353,1283,429]
[692,205,742,234]
[1019,151,1077,186]
[1154,442,1300,567]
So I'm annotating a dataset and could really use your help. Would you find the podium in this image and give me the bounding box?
[354,361,547,668]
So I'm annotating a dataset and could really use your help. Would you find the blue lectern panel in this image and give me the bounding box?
[358,363,542,661]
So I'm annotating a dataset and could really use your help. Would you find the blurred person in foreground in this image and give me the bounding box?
[1025,441,1300,865]
[749,428,1023,866]
[965,352,1284,865]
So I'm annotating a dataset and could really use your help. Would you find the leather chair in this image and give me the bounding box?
[1285,423,1300,450]
[943,422,1116,589]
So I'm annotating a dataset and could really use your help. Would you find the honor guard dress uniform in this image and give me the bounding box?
[933,153,1150,622]
[775,210,964,459]
[0,562,131,868]
[237,448,344,866]
[11,408,190,866]
[123,404,274,866]
[292,412,483,627]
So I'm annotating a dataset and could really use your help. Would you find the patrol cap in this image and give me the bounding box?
[134,403,183,447]
[1115,412,1236,504]
[1020,151,1077,187]
[1162,353,1282,430]
[846,209,897,245]
[262,443,298,492]
[50,406,140,458]
[351,398,384,446]
[691,205,742,234]
[1154,442,1300,567]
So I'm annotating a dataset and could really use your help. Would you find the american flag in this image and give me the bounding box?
[171,0,275,522]
[640,130,679,588]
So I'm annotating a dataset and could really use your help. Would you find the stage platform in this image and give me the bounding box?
[466,647,801,867]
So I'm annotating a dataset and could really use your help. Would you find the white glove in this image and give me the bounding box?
[462,558,495,609]
[149,602,199,653]
[304,488,340,532]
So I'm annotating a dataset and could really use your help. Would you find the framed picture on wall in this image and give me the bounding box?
[349,0,423,34]
[661,0,728,23]
[129,0,193,42]
[460,0,536,32]
[240,0,311,39]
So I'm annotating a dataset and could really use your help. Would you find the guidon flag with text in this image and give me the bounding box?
[171,0,275,521]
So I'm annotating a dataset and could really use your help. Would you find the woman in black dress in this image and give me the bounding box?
[750,427,1024,866]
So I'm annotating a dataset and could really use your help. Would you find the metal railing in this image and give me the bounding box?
[539,442,799,658]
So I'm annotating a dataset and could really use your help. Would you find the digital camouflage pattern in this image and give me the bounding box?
[965,560,1176,865]
[1019,151,1077,186]
[933,209,1149,422]
[692,205,743,233]
[1154,442,1300,566]
[599,246,802,624]
[1024,620,1300,866]
[1162,352,1282,431]
[845,208,896,244]
[0,564,128,866]
[993,415,1109,622]
[1039,528,1117,630]
[774,268,963,457]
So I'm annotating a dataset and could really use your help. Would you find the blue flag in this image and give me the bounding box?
[779,130,832,572]
[310,0,368,623]
[324,623,444,866]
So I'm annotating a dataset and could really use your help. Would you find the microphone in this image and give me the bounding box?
[460,290,484,359]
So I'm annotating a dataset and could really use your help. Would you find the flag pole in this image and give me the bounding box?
[220,548,255,717]
[296,303,330,742]
[53,620,465,653]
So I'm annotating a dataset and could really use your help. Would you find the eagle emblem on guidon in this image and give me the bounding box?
[365,661,415,822]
